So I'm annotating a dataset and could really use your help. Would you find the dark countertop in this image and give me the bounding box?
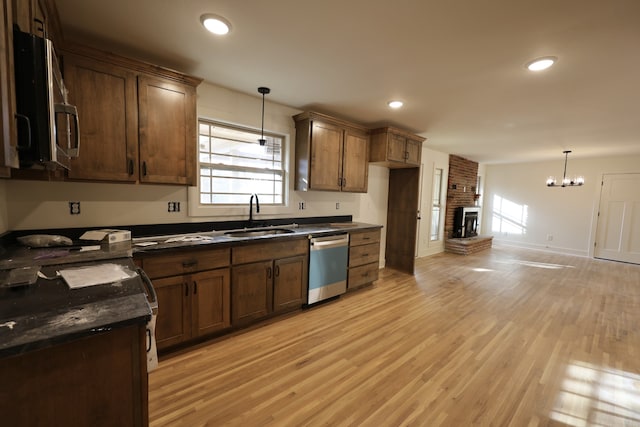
[130,221,382,255]
[0,258,152,358]
[0,217,382,358]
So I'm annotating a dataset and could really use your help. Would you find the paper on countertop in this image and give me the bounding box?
[79,230,109,241]
[59,263,137,289]
[134,241,158,247]
[163,235,215,243]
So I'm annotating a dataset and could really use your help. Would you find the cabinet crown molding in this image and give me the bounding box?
[370,126,426,142]
[61,42,203,87]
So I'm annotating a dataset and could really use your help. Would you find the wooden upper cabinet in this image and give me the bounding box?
[370,126,426,168]
[64,54,138,181]
[138,76,196,185]
[308,120,343,191]
[294,111,369,193]
[1,0,18,175]
[60,44,201,185]
[342,129,369,192]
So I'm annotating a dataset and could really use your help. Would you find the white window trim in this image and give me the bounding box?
[188,119,297,218]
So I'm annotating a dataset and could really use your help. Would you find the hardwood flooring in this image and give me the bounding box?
[149,245,640,426]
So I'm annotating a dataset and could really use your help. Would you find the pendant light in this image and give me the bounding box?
[258,87,270,146]
[546,150,584,187]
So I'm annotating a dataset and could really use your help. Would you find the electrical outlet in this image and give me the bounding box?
[69,201,81,215]
[546,234,553,241]
[336,202,340,210]
[298,202,305,210]
[168,202,181,212]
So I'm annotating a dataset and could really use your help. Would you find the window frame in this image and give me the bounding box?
[198,119,285,206]
[430,167,444,241]
[188,118,293,218]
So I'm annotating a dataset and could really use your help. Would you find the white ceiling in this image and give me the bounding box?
[54,0,640,164]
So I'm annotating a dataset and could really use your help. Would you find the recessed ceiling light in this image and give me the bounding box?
[526,56,557,71]
[388,100,403,109]
[200,14,231,35]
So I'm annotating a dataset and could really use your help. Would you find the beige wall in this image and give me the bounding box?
[483,155,640,256]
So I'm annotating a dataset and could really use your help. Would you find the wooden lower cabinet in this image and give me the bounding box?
[153,268,230,350]
[231,239,308,326]
[139,247,231,350]
[273,255,307,312]
[154,274,190,349]
[193,269,231,336]
[348,229,381,290]
[0,323,148,426]
[231,260,272,325]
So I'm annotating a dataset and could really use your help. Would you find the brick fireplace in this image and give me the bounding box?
[444,154,493,254]
[445,155,479,238]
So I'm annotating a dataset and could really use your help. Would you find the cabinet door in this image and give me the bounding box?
[192,268,230,337]
[1,0,18,173]
[341,129,369,192]
[309,120,343,191]
[273,255,307,313]
[153,275,191,350]
[64,54,138,181]
[231,261,272,325]
[138,75,196,185]
[387,133,407,163]
[405,138,422,166]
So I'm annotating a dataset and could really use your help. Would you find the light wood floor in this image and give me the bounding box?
[149,245,640,426]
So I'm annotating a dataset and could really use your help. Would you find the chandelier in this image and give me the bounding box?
[546,150,584,187]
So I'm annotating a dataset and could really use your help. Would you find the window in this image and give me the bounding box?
[198,119,284,205]
[430,168,443,241]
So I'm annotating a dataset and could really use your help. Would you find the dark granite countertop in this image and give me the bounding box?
[0,258,152,358]
[0,217,382,358]
[130,221,382,255]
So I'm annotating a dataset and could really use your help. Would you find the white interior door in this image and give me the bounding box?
[595,173,640,264]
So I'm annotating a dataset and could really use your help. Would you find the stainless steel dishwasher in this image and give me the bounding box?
[308,234,349,304]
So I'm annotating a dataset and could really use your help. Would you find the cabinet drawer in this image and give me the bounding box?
[141,248,230,279]
[348,262,379,289]
[349,242,380,267]
[349,229,381,246]
[232,238,308,265]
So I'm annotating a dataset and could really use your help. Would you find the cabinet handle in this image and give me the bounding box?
[142,161,148,176]
[362,253,369,257]
[274,265,280,277]
[33,18,45,36]
[338,177,342,187]
[182,260,198,268]
[185,282,189,297]
[404,151,409,160]
[193,281,198,294]
[342,178,346,187]
[267,267,272,279]
[128,159,134,175]
[14,113,32,149]
[363,237,370,240]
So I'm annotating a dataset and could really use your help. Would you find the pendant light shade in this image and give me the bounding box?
[258,87,270,146]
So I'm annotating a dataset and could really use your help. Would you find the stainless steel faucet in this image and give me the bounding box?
[249,193,260,223]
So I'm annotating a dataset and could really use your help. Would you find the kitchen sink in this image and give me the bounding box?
[224,228,295,238]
